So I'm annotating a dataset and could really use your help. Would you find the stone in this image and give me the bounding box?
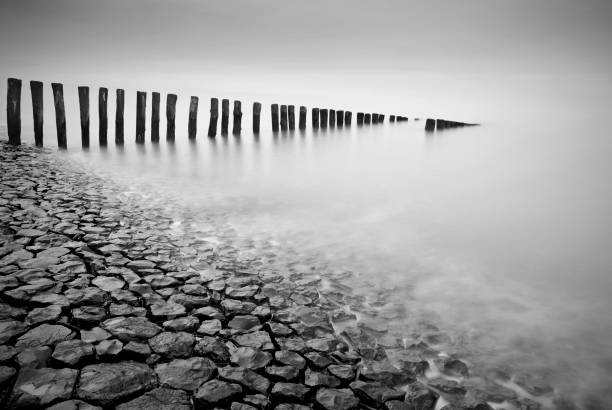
[102,316,161,342]
[229,315,261,331]
[221,299,256,315]
[81,327,112,344]
[163,315,200,332]
[16,228,46,238]
[77,362,156,406]
[316,388,360,410]
[304,368,341,387]
[306,337,338,353]
[9,367,78,408]
[268,321,292,337]
[52,340,95,366]
[276,337,307,353]
[109,303,146,317]
[265,365,299,381]
[271,382,310,401]
[197,319,223,335]
[92,276,125,292]
[230,347,272,369]
[328,365,355,381]
[305,352,333,369]
[234,330,274,350]
[46,399,103,410]
[95,339,123,358]
[25,305,63,325]
[349,380,405,405]
[0,319,28,344]
[18,255,61,269]
[123,341,151,360]
[0,365,16,385]
[0,303,27,320]
[231,403,258,410]
[385,400,413,410]
[360,359,415,385]
[15,323,76,350]
[243,393,271,409]
[155,357,216,391]
[65,287,107,306]
[126,259,156,271]
[37,246,70,259]
[16,346,52,368]
[273,404,310,410]
[72,306,107,326]
[194,336,231,363]
[193,306,225,321]
[149,331,195,358]
[427,377,467,395]
[0,344,17,362]
[219,366,270,394]
[194,379,242,406]
[150,302,186,320]
[405,382,439,410]
[115,387,192,410]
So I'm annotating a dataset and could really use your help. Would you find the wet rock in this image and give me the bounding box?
[341,326,386,360]
[52,340,95,366]
[150,302,186,320]
[163,315,200,332]
[194,379,242,407]
[328,365,356,382]
[115,387,192,410]
[235,330,274,350]
[305,352,333,369]
[45,399,102,410]
[316,387,360,410]
[439,358,469,377]
[265,365,300,381]
[0,249,33,266]
[91,276,125,292]
[514,373,554,396]
[230,347,272,369]
[156,357,216,391]
[229,315,261,331]
[25,305,63,325]
[349,380,405,405]
[102,316,161,342]
[16,346,52,368]
[275,350,306,369]
[197,319,223,336]
[77,361,156,406]
[15,323,76,350]
[0,319,28,344]
[427,377,467,395]
[80,327,111,344]
[405,382,439,410]
[95,339,123,359]
[360,359,415,385]
[397,351,430,376]
[72,306,107,326]
[9,367,78,408]
[271,382,310,401]
[304,368,341,387]
[219,366,271,394]
[148,331,195,358]
[268,321,292,337]
[306,337,338,353]
[123,341,151,360]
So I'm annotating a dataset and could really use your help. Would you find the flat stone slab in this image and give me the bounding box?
[316,388,360,410]
[102,316,161,342]
[15,324,76,350]
[9,367,78,408]
[116,387,192,410]
[155,357,216,391]
[194,379,242,406]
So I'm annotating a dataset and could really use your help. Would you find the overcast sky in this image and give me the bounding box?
[1,0,611,122]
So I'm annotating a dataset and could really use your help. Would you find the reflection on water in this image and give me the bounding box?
[15,114,612,407]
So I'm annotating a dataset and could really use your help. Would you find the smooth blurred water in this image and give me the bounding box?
[6,85,612,407]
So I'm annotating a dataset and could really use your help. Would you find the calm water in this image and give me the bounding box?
[5,87,612,408]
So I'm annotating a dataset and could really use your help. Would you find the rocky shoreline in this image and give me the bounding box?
[0,140,564,410]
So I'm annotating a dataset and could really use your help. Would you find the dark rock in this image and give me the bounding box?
[167,293,209,309]
[155,357,216,391]
[271,382,310,401]
[405,382,438,410]
[77,361,157,406]
[25,305,63,325]
[243,393,271,409]
[276,337,307,353]
[231,403,258,410]
[95,339,123,359]
[385,400,413,410]
[46,399,103,410]
[193,306,225,321]
[16,346,52,368]
[275,350,306,369]
[0,365,16,385]
[0,344,17,362]
[234,330,274,350]
[115,387,192,410]
[268,321,292,337]
[229,315,261,331]
[349,380,405,405]
[149,331,195,358]
[65,287,107,306]
[80,327,112,344]
[328,365,356,382]
[197,319,223,336]
[194,336,231,363]
[305,352,333,369]
[123,341,151,360]
[360,359,415,385]
[102,316,161,342]
[72,306,107,326]
[427,377,467,395]
[265,365,300,381]
[150,302,186,320]
[219,366,270,394]
[194,379,242,407]
[441,358,469,377]
[230,347,272,369]
[163,315,200,332]
[0,303,27,320]
[304,368,341,387]
[0,319,28,344]
[316,387,360,410]
[306,337,338,353]
[9,367,78,408]
[221,299,256,315]
[109,303,146,317]
[273,404,310,410]
[15,323,76,350]
[52,340,95,366]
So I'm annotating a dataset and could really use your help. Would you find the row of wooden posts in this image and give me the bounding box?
[424,118,478,131]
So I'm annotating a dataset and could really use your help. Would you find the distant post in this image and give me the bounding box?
[98,87,108,146]
[115,89,124,144]
[344,111,352,126]
[166,93,177,141]
[52,83,67,148]
[379,114,385,123]
[151,92,160,142]
[299,106,307,130]
[320,109,328,128]
[30,81,43,147]
[252,102,261,133]
[372,113,378,124]
[280,105,288,131]
[357,112,364,125]
[188,96,199,139]
[390,115,395,122]
[288,105,295,130]
[208,98,219,137]
[78,86,90,147]
[136,91,146,143]
[312,108,319,129]
[336,110,344,127]
[7,78,21,145]
[329,109,336,127]
[232,100,242,135]
[436,119,445,130]
[425,118,435,131]
[271,104,279,132]
[221,99,229,135]
[364,113,371,124]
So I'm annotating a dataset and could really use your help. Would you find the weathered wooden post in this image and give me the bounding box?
[221,99,229,135]
[288,105,295,130]
[188,96,198,139]
[436,119,445,130]
[166,93,177,141]
[390,115,395,122]
[114,89,124,145]
[136,91,146,143]
[320,109,328,128]
[52,83,67,148]
[299,106,307,130]
[372,113,378,124]
[280,105,288,131]
[271,104,279,132]
[379,114,385,122]
[425,118,435,131]
[344,111,352,126]
[208,98,219,137]
[252,102,261,134]
[30,81,43,146]
[7,78,21,145]
[330,109,336,127]
[78,86,90,147]
[98,87,108,146]
[151,92,160,142]
[357,112,364,125]
[364,113,371,124]
[336,110,344,127]
[312,108,319,129]
[232,100,242,135]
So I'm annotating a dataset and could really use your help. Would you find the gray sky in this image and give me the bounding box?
[1,0,611,122]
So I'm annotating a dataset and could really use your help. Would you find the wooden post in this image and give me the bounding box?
[320,109,328,128]
[136,91,146,143]
[271,104,279,132]
[299,106,307,130]
[232,100,242,135]
[166,93,177,141]
[98,87,108,146]
[364,113,371,124]
[390,115,395,122]
[436,119,445,130]
[372,113,378,124]
[252,102,261,134]
[336,110,344,127]
[151,92,160,142]
[30,81,43,147]
[221,99,229,135]
[188,96,198,139]
[280,105,288,131]
[115,89,124,144]
[312,108,319,129]
[208,98,219,137]
[357,112,364,125]
[425,118,435,131]
[288,105,295,130]
[329,109,336,127]
[52,83,67,148]
[78,86,89,147]
[7,78,21,145]
[344,111,352,126]
[379,114,385,123]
